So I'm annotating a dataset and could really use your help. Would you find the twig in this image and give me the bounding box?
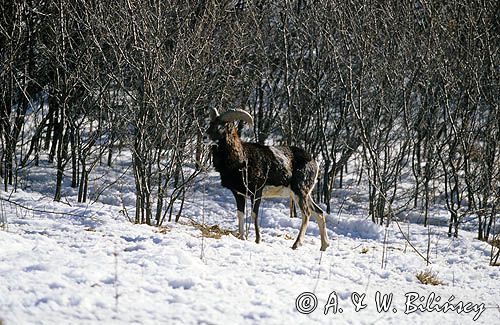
[0,196,87,218]
[393,217,432,264]
[113,245,120,313]
[200,172,207,261]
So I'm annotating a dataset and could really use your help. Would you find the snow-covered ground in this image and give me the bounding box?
[0,157,499,324]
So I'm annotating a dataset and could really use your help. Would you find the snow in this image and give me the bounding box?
[0,160,499,324]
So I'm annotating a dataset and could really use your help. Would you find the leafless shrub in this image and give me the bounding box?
[0,0,497,257]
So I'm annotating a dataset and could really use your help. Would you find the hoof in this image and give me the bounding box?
[255,237,261,244]
[320,241,330,251]
[292,241,301,250]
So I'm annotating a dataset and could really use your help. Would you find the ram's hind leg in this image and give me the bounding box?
[289,194,298,218]
[251,190,263,244]
[309,196,329,251]
[292,193,311,250]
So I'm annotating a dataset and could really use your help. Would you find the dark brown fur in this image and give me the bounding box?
[206,118,329,251]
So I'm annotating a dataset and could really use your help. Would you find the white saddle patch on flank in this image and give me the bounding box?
[269,146,293,175]
[262,185,290,198]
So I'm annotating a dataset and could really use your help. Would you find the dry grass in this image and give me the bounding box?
[154,226,171,234]
[490,238,500,249]
[416,270,446,286]
[489,238,500,266]
[188,220,232,239]
[360,247,369,254]
[277,232,294,240]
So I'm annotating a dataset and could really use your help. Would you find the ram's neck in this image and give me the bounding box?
[211,127,247,173]
[225,128,246,166]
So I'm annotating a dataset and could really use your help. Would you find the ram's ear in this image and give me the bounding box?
[210,107,219,121]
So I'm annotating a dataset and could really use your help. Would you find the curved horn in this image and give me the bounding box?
[210,107,219,120]
[219,109,254,126]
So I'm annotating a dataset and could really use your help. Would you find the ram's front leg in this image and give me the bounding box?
[233,191,246,240]
[251,190,263,244]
